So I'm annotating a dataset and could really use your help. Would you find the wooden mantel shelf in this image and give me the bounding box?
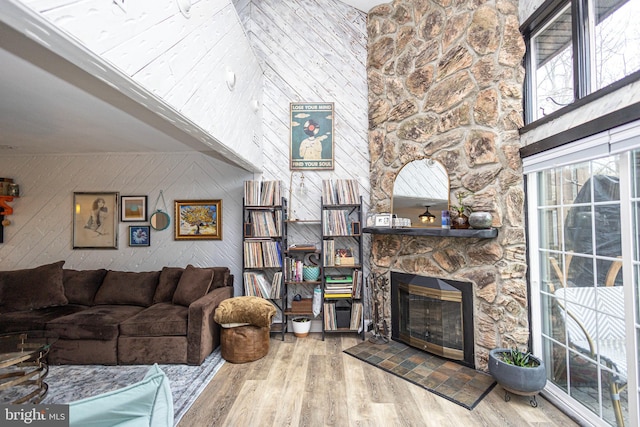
[362,227,498,238]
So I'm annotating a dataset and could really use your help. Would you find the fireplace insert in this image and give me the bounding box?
[391,272,474,368]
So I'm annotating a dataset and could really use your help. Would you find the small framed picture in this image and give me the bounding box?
[374,214,392,228]
[120,195,148,222]
[129,226,150,247]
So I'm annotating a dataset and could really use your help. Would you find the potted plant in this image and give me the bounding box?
[451,191,472,229]
[291,317,311,338]
[488,348,547,407]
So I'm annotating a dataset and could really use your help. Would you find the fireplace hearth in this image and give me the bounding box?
[391,272,474,368]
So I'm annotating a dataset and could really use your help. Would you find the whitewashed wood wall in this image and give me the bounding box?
[0,152,251,294]
[236,0,370,232]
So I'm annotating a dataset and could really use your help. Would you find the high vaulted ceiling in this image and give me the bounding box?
[0,1,385,162]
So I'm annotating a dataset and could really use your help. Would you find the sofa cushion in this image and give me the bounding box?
[0,304,88,334]
[172,265,213,307]
[94,271,160,307]
[63,269,107,306]
[69,364,173,427]
[214,296,276,328]
[152,267,184,304]
[119,303,188,337]
[210,267,231,290]
[0,261,68,313]
[46,305,144,340]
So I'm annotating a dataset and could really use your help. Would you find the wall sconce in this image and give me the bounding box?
[176,0,191,18]
[225,67,236,91]
[419,206,436,224]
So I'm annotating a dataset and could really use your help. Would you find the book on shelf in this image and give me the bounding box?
[350,302,363,331]
[323,240,335,266]
[323,302,336,330]
[322,179,360,205]
[325,275,353,284]
[324,293,352,299]
[243,272,272,299]
[244,180,283,206]
[288,242,318,251]
[243,240,282,268]
[351,269,363,299]
[322,209,358,236]
[271,271,283,299]
[248,210,281,237]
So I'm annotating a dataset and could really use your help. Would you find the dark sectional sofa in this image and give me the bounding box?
[0,261,233,365]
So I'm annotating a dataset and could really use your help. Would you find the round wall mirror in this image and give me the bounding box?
[150,211,171,231]
[392,159,449,227]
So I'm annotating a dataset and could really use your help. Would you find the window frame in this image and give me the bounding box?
[521,0,640,127]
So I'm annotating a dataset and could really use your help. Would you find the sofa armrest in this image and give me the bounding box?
[187,286,233,365]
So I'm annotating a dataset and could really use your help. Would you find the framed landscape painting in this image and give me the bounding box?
[174,199,222,240]
[73,192,119,249]
[120,195,148,222]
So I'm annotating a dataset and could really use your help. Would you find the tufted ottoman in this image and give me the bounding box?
[213,296,276,364]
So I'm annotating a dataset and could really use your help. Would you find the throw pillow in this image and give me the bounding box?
[172,265,213,307]
[153,267,184,304]
[214,296,276,328]
[94,271,160,307]
[63,269,107,306]
[69,364,173,427]
[0,261,68,312]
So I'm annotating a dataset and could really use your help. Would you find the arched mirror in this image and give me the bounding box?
[392,159,449,227]
[150,210,171,231]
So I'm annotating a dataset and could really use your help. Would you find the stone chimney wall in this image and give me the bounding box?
[366,0,527,370]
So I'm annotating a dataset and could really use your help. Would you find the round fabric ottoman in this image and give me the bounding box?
[220,325,270,364]
[214,296,276,364]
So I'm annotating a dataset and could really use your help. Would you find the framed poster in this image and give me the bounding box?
[120,195,148,222]
[290,102,334,170]
[174,199,222,240]
[129,225,150,247]
[73,192,119,249]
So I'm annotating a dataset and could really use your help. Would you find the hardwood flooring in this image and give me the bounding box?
[178,334,577,427]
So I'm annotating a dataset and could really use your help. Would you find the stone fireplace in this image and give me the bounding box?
[366,2,527,371]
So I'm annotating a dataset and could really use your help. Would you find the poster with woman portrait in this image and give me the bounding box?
[73,192,118,249]
[290,102,334,170]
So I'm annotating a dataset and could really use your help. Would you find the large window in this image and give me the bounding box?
[526,123,640,426]
[524,0,640,124]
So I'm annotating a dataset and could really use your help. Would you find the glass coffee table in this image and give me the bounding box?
[0,331,58,404]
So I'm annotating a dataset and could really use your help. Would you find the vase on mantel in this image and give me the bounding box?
[452,213,469,229]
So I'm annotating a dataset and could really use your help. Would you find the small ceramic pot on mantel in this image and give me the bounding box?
[452,212,469,229]
[468,212,493,229]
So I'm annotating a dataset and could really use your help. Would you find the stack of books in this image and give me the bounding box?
[324,275,353,298]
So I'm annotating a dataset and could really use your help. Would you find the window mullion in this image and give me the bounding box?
[573,0,591,99]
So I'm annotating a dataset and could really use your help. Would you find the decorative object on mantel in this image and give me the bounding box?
[469,211,493,229]
[392,217,411,228]
[451,191,472,229]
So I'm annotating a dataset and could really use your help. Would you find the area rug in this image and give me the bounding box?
[41,349,224,425]
[344,340,495,410]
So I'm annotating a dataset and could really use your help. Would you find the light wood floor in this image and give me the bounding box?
[178,333,578,427]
